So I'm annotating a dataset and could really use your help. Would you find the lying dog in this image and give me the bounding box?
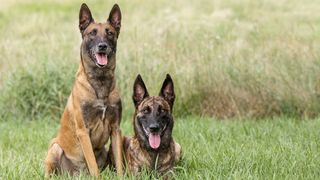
[123,74,182,175]
[44,3,123,177]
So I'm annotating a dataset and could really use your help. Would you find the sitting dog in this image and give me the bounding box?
[123,74,182,175]
[44,3,123,177]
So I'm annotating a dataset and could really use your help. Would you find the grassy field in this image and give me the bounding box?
[1,117,320,179]
[1,0,320,119]
[1,0,320,179]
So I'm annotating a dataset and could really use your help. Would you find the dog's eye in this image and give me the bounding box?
[90,29,97,36]
[106,29,114,36]
[142,107,150,114]
[158,106,166,114]
[159,108,167,115]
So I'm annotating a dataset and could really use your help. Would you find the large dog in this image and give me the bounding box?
[123,74,182,175]
[44,3,123,177]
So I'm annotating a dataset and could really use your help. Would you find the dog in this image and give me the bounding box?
[123,74,182,175]
[44,3,123,177]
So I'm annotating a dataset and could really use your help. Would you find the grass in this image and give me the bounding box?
[1,117,320,179]
[1,0,320,179]
[1,0,320,118]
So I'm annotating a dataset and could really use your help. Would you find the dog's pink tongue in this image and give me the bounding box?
[149,133,161,149]
[95,53,108,65]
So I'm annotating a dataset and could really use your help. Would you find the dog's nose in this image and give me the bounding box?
[98,43,108,51]
[149,124,160,133]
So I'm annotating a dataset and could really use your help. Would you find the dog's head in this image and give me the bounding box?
[78,3,121,69]
[132,74,175,151]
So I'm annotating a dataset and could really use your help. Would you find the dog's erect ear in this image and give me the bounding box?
[79,3,94,33]
[108,4,121,34]
[133,74,149,108]
[159,74,175,110]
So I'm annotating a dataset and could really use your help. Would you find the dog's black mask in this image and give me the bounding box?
[78,3,121,69]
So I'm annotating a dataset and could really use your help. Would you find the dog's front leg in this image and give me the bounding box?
[74,108,99,177]
[76,128,99,177]
[110,99,123,175]
[111,125,123,176]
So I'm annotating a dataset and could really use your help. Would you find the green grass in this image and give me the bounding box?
[1,0,320,179]
[1,0,320,118]
[1,117,320,179]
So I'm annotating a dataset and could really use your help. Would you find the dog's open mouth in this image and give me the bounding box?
[94,52,108,68]
[142,124,167,150]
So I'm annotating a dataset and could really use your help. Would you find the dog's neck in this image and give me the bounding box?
[80,58,116,100]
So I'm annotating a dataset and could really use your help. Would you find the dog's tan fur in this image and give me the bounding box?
[44,3,123,177]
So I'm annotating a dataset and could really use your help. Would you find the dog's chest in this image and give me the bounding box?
[81,99,116,149]
[127,139,176,174]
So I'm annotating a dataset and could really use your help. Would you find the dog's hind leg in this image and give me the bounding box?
[45,142,80,177]
[44,142,63,177]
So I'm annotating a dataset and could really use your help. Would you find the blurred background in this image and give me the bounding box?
[1,0,320,121]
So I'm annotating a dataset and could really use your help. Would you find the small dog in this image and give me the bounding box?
[44,3,123,177]
[123,74,182,175]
